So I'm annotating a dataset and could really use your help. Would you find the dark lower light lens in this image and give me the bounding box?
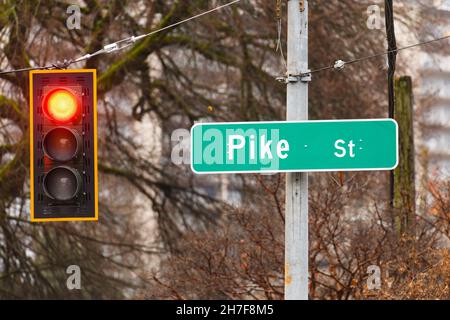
[43,166,81,201]
[43,127,80,162]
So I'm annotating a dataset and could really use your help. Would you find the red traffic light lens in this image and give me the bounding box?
[44,89,80,123]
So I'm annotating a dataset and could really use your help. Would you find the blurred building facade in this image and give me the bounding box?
[416,1,450,177]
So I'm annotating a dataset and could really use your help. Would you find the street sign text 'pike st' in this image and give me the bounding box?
[191,119,398,174]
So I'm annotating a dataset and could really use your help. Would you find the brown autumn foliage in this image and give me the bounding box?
[144,174,449,300]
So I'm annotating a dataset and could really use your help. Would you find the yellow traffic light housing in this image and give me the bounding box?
[29,69,98,222]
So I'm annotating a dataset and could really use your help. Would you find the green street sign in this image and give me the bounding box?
[191,119,398,174]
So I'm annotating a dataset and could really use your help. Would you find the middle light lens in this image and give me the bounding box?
[43,127,80,162]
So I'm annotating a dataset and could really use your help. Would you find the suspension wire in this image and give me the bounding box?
[275,0,287,70]
[0,0,448,79]
[0,0,242,75]
[300,34,450,77]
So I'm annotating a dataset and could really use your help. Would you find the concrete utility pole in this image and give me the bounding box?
[285,0,309,300]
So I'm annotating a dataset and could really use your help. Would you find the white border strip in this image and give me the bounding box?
[190,119,399,174]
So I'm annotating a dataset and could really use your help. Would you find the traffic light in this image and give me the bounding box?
[29,70,98,222]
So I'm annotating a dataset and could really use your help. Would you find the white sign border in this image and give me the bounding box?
[190,118,399,175]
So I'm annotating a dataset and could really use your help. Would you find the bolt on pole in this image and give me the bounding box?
[285,0,309,300]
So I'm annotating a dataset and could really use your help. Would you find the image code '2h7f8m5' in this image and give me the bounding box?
[29,70,98,222]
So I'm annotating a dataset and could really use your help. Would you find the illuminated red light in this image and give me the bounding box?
[43,89,80,123]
